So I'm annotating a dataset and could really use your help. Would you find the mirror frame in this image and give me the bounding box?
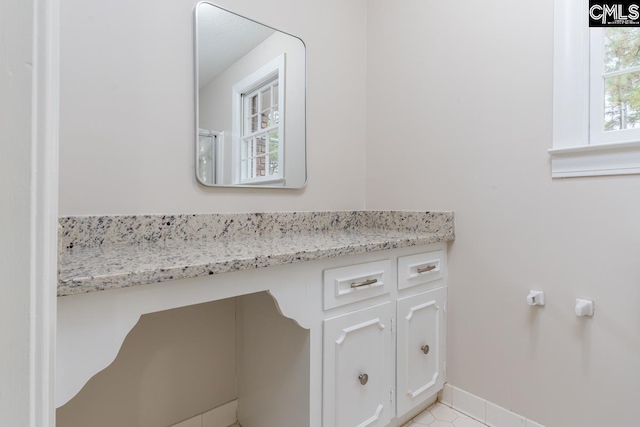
[194,1,307,189]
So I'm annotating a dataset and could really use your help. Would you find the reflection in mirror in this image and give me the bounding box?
[195,2,306,188]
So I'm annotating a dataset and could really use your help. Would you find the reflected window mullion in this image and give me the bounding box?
[238,74,281,182]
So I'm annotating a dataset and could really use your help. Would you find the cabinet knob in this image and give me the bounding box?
[421,345,430,355]
[358,373,369,385]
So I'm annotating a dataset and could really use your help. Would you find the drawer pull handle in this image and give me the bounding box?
[417,265,437,274]
[421,345,430,355]
[351,278,378,288]
[359,373,369,385]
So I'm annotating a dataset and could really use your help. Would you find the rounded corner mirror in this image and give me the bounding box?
[195,2,307,189]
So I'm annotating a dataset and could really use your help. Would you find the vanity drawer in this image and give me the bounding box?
[397,250,445,290]
[323,259,392,310]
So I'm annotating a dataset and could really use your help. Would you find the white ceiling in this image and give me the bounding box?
[197,4,276,89]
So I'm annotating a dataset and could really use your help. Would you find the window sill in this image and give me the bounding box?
[548,141,640,178]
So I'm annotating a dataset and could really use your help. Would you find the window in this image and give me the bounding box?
[232,55,285,185]
[590,28,640,144]
[240,79,280,182]
[550,1,640,177]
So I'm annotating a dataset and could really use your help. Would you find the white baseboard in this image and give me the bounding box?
[171,399,237,427]
[439,384,545,427]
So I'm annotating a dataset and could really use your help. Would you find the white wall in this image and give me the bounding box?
[236,292,310,426]
[59,0,367,215]
[57,300,236,427]
[366,1,640,426]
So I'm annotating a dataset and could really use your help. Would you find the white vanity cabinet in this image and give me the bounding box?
[320,245,447,427]
[395,287,446,418]
[323,302,394,427]
[57,244,449,427]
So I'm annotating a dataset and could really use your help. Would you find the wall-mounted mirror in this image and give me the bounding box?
[195,2,306,188]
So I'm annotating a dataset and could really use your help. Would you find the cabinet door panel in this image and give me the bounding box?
[396,288,446,417]
[323,302,393,427]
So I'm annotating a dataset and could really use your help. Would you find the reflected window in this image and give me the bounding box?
[232,54,285,185]
[240,78,280,181]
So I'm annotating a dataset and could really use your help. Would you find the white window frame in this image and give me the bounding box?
[550,0,640,177]
[231,54,285,185]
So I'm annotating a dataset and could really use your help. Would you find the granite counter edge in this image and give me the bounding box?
[57,232,454,297]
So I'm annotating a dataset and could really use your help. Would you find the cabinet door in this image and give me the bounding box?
[323,302,394,427]
[396,287,446,418]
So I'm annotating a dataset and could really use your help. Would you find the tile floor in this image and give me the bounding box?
[226,402,486,427]
[404,402,487,427]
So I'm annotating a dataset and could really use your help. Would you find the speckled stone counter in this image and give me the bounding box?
[58,211,454,297]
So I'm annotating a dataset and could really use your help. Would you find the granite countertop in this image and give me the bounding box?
[58,211,454,297]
